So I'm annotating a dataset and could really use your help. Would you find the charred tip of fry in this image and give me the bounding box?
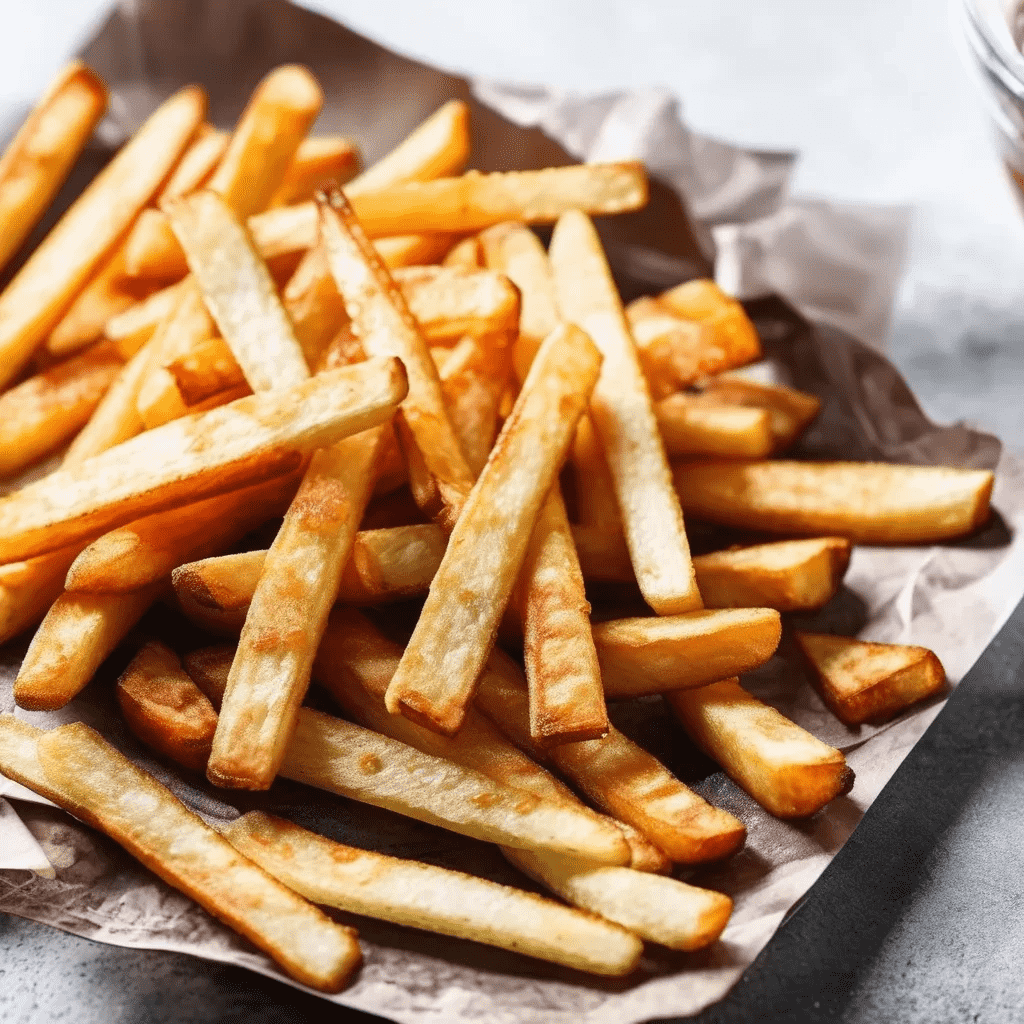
[837,764,856,799]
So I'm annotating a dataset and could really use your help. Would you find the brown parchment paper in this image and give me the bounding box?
[2,2,1024,1021]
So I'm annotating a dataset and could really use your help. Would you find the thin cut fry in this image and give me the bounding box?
[699,373,821,452]
[269,135,361,206]
[0,546,82,645]
[159,126,229,199]
[550,210,701,613]
[224,812,641,976]
[385,324,602,735]
[673,460,995,544]
[0,85,205,390]
[571,414,623,531]
[0,62,107,274]
[104,279,187,358]
[655,394,774,459]
[667,678,854,818]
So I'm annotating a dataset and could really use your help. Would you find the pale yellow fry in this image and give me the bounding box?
[442,235,483,270]
[104,279,186,358]
[0,341,122,477]
[0,716,69,804]
[0,62,107,274]
[374,234,452,269]
[280,243,349,369]
[504,848,732,951]
[34,723,360,992]
[65,473,300,593]
[224,812,641,976]
[550,210,700,614]
[594,611,782,698]
[655,394,774,459]
[476,651,746,864]
[14,583,161,711]
[385,324,602,735]
[283,708,629,863]
[165,191,309,392]
[136,365,189,428]
[693,537,852,612]
[571,413,623,531]
[0,85,205,390]
[673,460,995,544]
[269,135,361,206]
[0,546,82,646]
[209,427,388,791]
[0,357,407,563]
[158,126,229,200]
[667,677,855,819]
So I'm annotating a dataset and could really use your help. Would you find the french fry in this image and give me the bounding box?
[442,235,483,269]
[673,460,995,544]
[475,651,746,863]
[385,323,602,735]
[594,611,782,698]
[693,537,852,612]
[116,642,218,773]
[104,279,187,358]
[0,716,70,804]
[0,341,122,477]
[0,545,82,645]
[224,812,642,976]
[374,234,452,269]
[0,62,107,274]
[655,394,774,459]
[571,414,623,531]
[550,210,701,613]
[14,583,163,711]
[159,125,230,199]
[0,357,407,562]
[0,85,205,390]
[136,366,190,428]
[31,722,361,992]
[699,374,821,452]
[571,526,635,583]
[269,135,361,206]
[281,243,349,368]
[65,474,300,593]
[667,678,854,818]
[794,632,947,725]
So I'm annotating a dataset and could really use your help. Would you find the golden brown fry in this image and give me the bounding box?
[594,611,782,698]
[33,722,361,992]
[667,677,854,818]
[104,279,187,358]
[224,812,641,976]
[699,373,821,452]
[385,324,602,735]
[0,62,107,274]
[442,235,483,269]
[159,126,229,199]
[116,641,218,773]
[673,460,995,544]
[269,135,361,206]
[571,414,623,531]
[136,366,189,428]
[795,632,947,726]
[65,474,300,593]
[0,341,122,477]
[0,85,205,390]
[0,546,83,645]
[0,357,407,563]
[551,210,701,613]
[0,716,70,803]
[655,394,774,459]
[693,537,852,612]
[374,234,452,269]
[476,651,746,863]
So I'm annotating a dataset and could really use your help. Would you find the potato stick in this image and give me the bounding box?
[0,85,205,390]
[0,341,122,477]
[0,546,82,645]
[594,611,782,698]
[208,427,389,791]
[269,135,361,206]
[551,210,700,614]
[571,413,623,531]
[318,188,475,523]
[667,678,854,818]
[385,324,601,735]
[33,722,360,992]
[0,717,69,804]
[699,374,821,452]
[0,357,407,563]
[164,335,243,406]
[673,460,995,544]
[375,234,452,269]
[280,243,349,369]
[104,279,187,358]
[442,235,483,270]
[136,365,189,428]
[795,631,947,726]
[655,395,774,459]
[165,191,309,392]
[693,537,852,612]
[14,583,162,711]
[0,62,107,274]
[571,526,635,583]
[117,642,219,773]
[65,473,300,593]
[158,126,229,200]
[503,848,731,951]
[476,651,746,863]
[224,812,641,976]
[283,708,629,863]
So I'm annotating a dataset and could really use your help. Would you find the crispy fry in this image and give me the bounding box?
[699,374,821,452]
[0,62,107,274]
[571,526,635,583]
[224,812,641,976]
[551,210,701,613]
[269,135,361,206]
[673,460,995,544]
[594,611,782,698]
[476,651,746,863]
[280,243,349,368]
[442,235,483,269]
[667,678,854,818]
[374,234,452,269]
[385,324,601,735]
[0,716,70,803]
[571,414,623,531]
[693,537,852,612]
[104,279,187,358]
[0,546,82,645]
[655,394,774,459]
[32,722,361,992]
[0,85,205,390]
[136,365,189,428]
[159,125,229,199]
[0,357,407,562]
[795,632,947,725]
[0,341,122,477]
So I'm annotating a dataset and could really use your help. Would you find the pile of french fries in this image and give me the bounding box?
[0,60,997,993]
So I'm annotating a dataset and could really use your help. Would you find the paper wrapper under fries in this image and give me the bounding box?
[2,1,1024,1021]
